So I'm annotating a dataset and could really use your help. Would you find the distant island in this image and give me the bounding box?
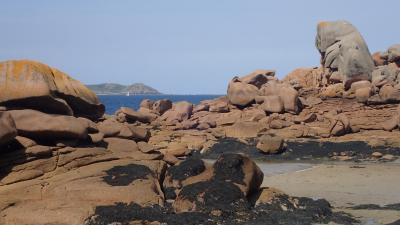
[87,83,162,95]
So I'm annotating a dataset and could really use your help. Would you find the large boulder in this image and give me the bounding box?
[227,77,259,107]
[283,67,324,89]
[0,112,17,146]
[238,69,275,88]
[387,44,400,64]
[116,107,157,123]
[260,81,301,113]
[9,109,89,140]
[160,101,193,123]
[172,154,263,213]
[315,21,374,90]
[0,60,104,120]
[152,99,172,115]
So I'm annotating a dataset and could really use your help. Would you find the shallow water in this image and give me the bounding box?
[256,162,314,177]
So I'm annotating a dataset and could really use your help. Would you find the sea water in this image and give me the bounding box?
[98,95,222,114]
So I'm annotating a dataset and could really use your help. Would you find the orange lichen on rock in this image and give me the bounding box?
[0,60,104,119]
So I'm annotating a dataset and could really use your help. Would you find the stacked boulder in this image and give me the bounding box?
[315,20,375,90]
[227,70,302,114]
[0,60,169,225]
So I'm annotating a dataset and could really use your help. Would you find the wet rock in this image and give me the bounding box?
[0,112,17,146]
[256,135,284,154]
[0,60,104,120]
[9,109,89,140]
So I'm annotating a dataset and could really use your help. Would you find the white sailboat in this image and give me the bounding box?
[126,92,130,96]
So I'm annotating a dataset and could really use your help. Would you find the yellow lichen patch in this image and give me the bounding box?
[317,21,329,28]
[0,59,100,105]
[50,67,100,104]
[0,60,54,101]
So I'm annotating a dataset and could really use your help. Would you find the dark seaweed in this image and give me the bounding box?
[213,153,246,185]
[386,219,400,225]
[167,158,205,181]
[349,203,400,211]
[203,138,400,162]
[178,180,249,212]
[103,164,153,186]
[86,196,357,225]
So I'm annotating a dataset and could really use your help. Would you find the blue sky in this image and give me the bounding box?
[0,1,398,94]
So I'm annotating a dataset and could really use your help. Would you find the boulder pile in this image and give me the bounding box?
[1,20,400,224]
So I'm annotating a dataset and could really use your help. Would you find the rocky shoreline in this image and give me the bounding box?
[1,20,400,224]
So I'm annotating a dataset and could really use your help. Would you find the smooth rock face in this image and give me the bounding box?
[117,107,157,123]
[0,112,17,146]
[261,82,301,113]
[260,96,284,113]
[152,99,172,115]
[160,101,193,122]
[316,21,374,90]
[9,109,89,140]
[0,60,104,120]
[227,78,259,107]
[256,135,284,154]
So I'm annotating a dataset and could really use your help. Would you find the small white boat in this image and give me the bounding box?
[126,92,130,96]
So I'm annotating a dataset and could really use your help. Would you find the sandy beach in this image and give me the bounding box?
[261,161,400,224]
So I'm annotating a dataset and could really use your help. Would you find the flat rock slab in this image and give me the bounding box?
[0,159,166,225]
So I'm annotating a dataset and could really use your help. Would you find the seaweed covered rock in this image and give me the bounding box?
[163,158,211,199]
[0,60,104,120]
[316,21,374,90]
[0,112,17,146]
[213,153,264,196]
[0,160,167,225]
